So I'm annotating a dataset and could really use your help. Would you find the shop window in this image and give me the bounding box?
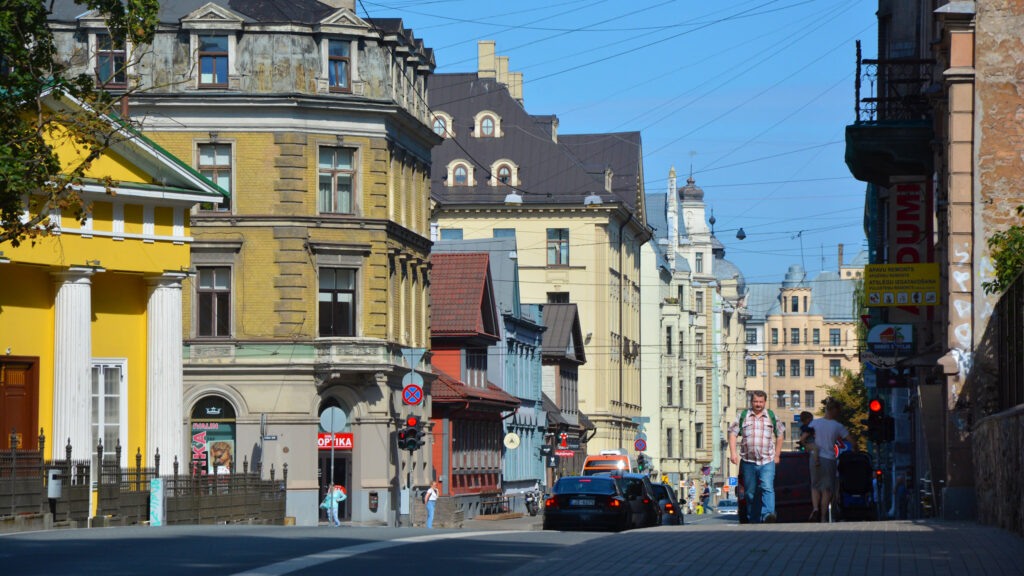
[319,268,356,337]
[198,35,229,87]
[318,147,356,214]
[197,267,231,337]
[190,396,237,475]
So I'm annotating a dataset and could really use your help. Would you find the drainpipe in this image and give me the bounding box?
[619,217,627,445]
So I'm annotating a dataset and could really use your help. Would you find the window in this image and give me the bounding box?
[775,359,785,377]
[790,360,800,377]
[679,431,686,459]
[466,349,487,386]
[791,296,799,313]
[318,147,355,214]
[547,292,569,303]
[745,360,757,377]
[492,228,516,239]
[695,377,704,403]
[480,116,495,136]
[695,333,704,356]
[695,423,704,449]
[546,229,569,266]
[197,267,230,337]
[771,328,778,345]
[91,361,125,464]
[666,377,673,406]
[439,228,463,240]
[745,328,757,345]
[830,329,841,346]
[95,34,126,88]
[496,165,512,184]
[432,116,447,136]
[665,327,673,355]
[666,429,674,458]
[198,35,229,87]
[695,252,704,273]
[830,359,842,377]
[791,391,801,409]
[804,329,808,344]
[805,360,815,377]
[805,390,815,408]
[453,164,469,186]
[318,268,356,337]
[804,296,808,311]
[678,331,684,358]
[776,391,786,408]
[813,329,820,345]
[695,291,704,312]
[197,143,231,211]
[677,285,684,302]
[791,328,800,345]
[327,40,350,91]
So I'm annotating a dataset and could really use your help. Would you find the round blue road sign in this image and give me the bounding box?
[403,384,423,405]
[635,438,647,452]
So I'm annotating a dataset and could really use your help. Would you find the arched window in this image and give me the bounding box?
[433,116,447,136]
[190,395,237,475]
[480,116,495,137]
[454,165,469,186]
[497,165,512,184]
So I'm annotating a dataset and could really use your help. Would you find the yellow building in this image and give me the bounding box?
[0,90,225,466]
[430,44,650,454]
[49,2,440,525]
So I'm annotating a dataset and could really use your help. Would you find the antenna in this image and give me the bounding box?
[689,150,696,179]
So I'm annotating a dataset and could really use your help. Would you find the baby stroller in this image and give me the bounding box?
[836,451,876,521]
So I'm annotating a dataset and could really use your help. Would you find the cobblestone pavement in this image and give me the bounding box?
[507,520,1024,576]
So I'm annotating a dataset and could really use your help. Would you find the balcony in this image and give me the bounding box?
[844,42,936,185]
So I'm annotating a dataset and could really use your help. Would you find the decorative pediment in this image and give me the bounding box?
[181,3,246,31]
[76,10,109,30]
[315,8,371,35]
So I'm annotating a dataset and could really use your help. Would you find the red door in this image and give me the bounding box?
[0,358,39,449]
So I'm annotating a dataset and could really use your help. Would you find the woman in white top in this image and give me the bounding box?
[424,481,439,529]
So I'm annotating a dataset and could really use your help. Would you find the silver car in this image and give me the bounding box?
[717,498,739,515]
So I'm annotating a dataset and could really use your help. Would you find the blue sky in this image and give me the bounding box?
[361,0,877,284]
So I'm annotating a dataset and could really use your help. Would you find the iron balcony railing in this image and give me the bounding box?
[854,41,936,122]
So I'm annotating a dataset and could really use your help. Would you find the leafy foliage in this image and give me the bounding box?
[0,0,159,247]
[983,205,1024,295]
[818,368,868,451]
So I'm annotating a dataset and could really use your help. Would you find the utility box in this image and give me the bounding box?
[47,469,62,499]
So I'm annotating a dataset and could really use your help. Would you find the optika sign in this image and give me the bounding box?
[317,433,354,450]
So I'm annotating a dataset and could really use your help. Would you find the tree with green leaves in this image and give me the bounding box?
[818,368,868,451]
[983,205,1024,294]
[0,0,159,247]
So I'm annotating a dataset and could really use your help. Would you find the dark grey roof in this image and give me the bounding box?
[578,411,596,430]
[781,264,809,288]
[645,192,687,242]
[808,271,857,321]
[434,237,521,319]
[715,256,745,295]
[429,74,640,210]
[541,393,568,426]
[559,132,642,210]
[679,176,704,202]
[745,283,781,323]
[541,303,585,363]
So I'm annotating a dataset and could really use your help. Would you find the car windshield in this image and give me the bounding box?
[719,499,738,506]
[554,477,616,495]
[650,485,669,499]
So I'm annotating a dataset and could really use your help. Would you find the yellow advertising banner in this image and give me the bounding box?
[864,263,940,306]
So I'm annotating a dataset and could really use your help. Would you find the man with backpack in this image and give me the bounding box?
[728,390,785,523]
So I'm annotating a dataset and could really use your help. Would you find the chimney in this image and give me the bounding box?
[478,41,496,78]
[510,72,523,104]
[838,243,844,271]
[318,0,355,9]
[497,56,510,87]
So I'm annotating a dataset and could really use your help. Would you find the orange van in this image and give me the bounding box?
[581,450,636,476]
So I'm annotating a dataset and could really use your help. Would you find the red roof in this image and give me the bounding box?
[431,368,520,409]
[431,253,500,339]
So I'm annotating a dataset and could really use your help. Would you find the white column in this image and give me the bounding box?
[52,269,94,460]
[146,274,186,467]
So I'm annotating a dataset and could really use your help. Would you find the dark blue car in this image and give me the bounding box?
[542,476,632,532]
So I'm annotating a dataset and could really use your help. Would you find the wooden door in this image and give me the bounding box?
[0,358,39,449]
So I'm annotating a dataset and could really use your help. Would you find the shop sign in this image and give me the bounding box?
[864,263,939,307]
[191,421,235,475]
[555,450,574,457]
[317,433,354,450]
[866,324,914,357]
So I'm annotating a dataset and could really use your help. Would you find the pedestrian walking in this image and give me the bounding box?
[424,480,439,529]
[320,484,346,527]
[728,390,785,523]
[801,398,853,522]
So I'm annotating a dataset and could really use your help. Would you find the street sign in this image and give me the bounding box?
[317,433,354,450]
[319,407,347,433]
[540,445,553,457]
[701,466,711,476]
[634,438,647,452]
[728,477,737,486]
[402,384,423,405]
[630,417,651,423]
[262,435,278,441]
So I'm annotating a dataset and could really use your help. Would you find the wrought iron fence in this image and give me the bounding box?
[0,430,92,522]
[854,40,936,122]
[996,271,1024,412]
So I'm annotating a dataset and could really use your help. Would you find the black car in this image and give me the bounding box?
[542,476,631,532]
[650,482,683,525]
[613,473,663,528]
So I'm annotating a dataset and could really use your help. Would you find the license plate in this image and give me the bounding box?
[570,498,594,506]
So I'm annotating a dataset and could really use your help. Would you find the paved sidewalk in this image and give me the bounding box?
[461,513,543,532]
[507,520,1024,576]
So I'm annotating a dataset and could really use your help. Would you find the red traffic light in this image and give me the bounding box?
[869,399,883,414]
[406,415,419,428]
[875,469,883,478]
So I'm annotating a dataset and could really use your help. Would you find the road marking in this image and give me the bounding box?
[231,530,525,576]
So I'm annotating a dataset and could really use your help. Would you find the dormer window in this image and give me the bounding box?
[488,159,519,187]
[199,35,229,87]
[497,165,511,184]
[446,160,475,187]
[481,116,495,137]
[473,110,502,138]
[433,116,447,136]
[454,165,468,185]
[95,34,126,88]
[327,40,351,92]
[432,112,454,138]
